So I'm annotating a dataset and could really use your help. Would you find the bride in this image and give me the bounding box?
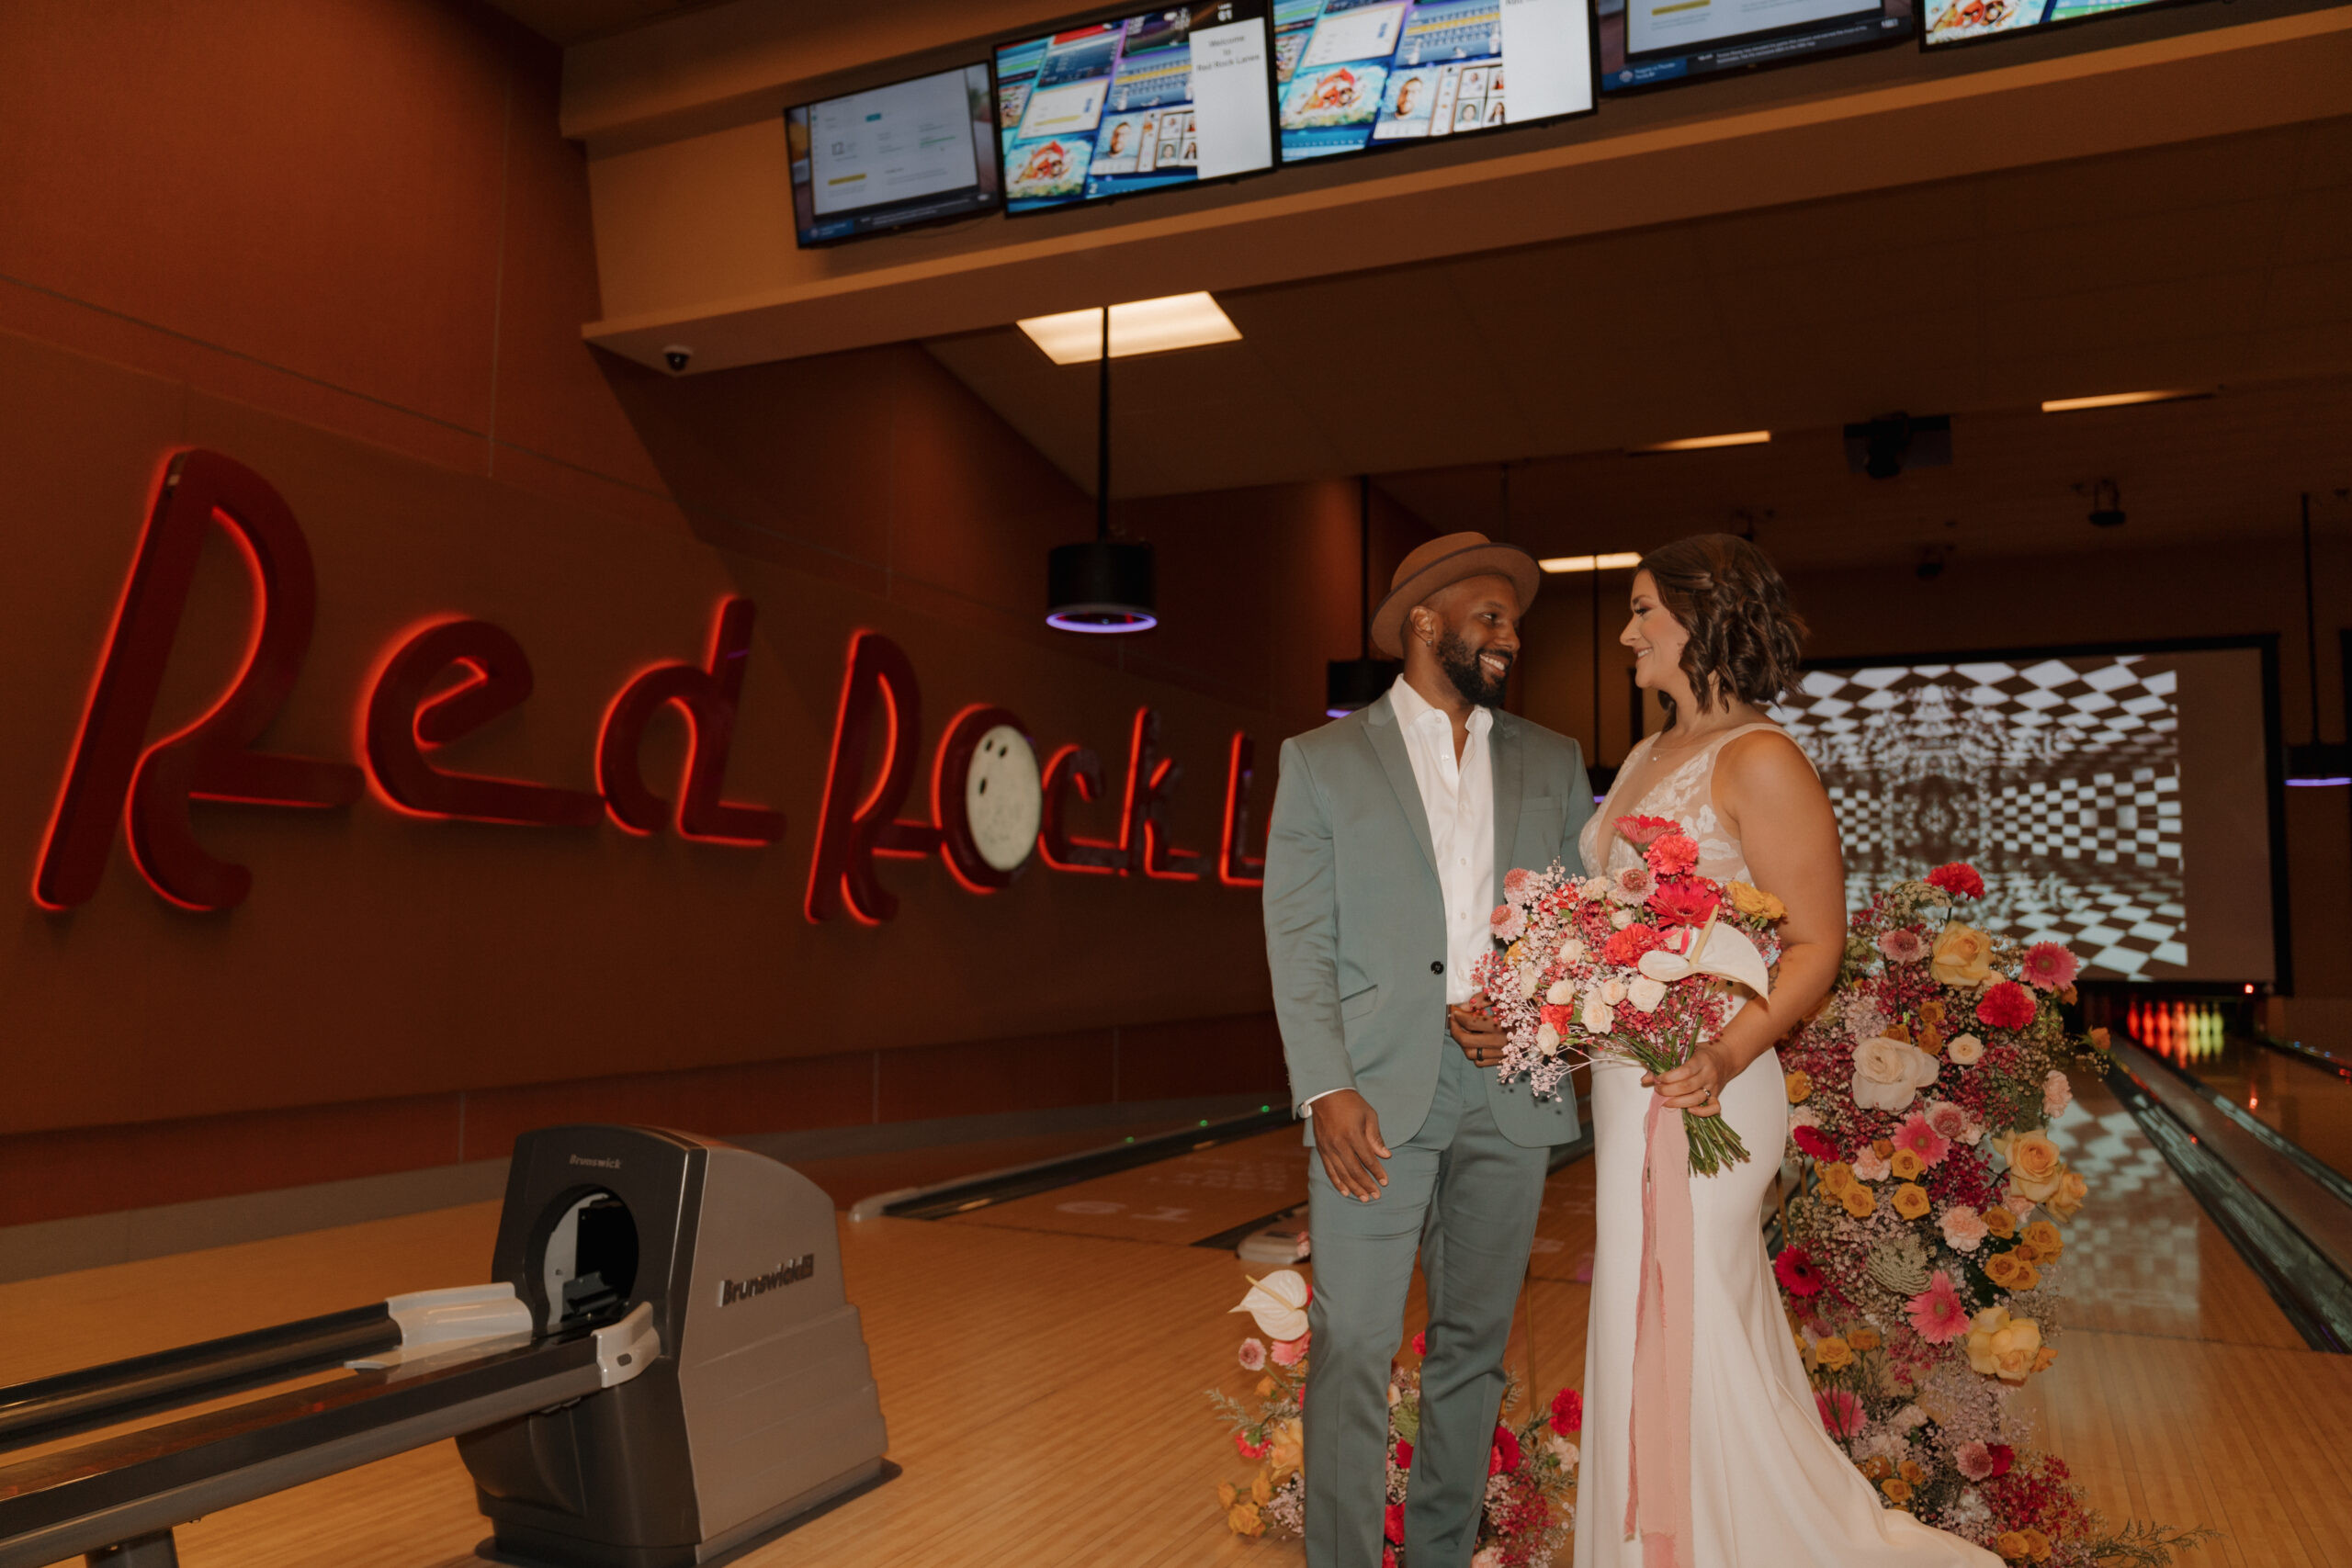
[1566,536,1998,1567]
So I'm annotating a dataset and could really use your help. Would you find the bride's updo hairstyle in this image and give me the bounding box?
[1637,533,1808,723]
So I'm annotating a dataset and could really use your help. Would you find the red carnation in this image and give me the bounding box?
[1411,1329,1426,1356]
[1395,1439,1414,1471]
[1539,1001,1575,1034]
[1550,1386,1583,1433]
[1975,980,2037,1032]
[1647,879,1720,927]
[1616,814,1679,847]
[1772,1246,1826,1297]
[1984,1443,2015,1479]
[1927,862,1985,899]
[1384,1502,1405,1543]
[1645,832,1699,878]
[1236,1432,1270,1461]
[1604,924,1666,964]
[1792,1124,1839,1163]
[1489,1425,1522,1474]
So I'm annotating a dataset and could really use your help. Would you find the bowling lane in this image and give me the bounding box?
[939,1124,1312,1245]
[2151,1032,2352,1182]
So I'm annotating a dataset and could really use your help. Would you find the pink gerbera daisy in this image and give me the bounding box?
[1906,1270,1971,1344]
[2020,941,2079,993]
[1816,1387,1866,1438]
[1891,1111,1952,1168]
[1616,814,1679,847]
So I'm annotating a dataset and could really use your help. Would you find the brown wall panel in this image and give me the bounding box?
[1115,1014,1289,1104]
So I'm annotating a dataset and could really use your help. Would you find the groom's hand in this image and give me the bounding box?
[1314,1089,1390,1201]
[1449,992,1510,1069]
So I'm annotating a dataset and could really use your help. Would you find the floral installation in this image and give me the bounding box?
[1774,862,2211,1566]
[1469,817,1786,1175]
[1209,1269,1582,1563]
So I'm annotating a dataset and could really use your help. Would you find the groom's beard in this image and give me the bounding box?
[1438,630,1510,708]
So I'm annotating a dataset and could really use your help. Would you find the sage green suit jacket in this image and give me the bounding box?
[1262,693,1594,1150]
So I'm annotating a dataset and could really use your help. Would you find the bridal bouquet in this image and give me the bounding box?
[1772,862,2208,1565]
[1209,1269,1581,1564]
[1469,814,1785,1176]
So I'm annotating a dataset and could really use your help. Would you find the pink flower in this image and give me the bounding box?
[1927,862,1985,900]
[1608,863,1657,905]
[2020,942,2079,993]
[1270,1332,1309,1367]
[1939,1205,1989,1253]
[1955,1440,1996,1481]
[1924,1100,1982,1147]
[1504,866,1536,905]
[1816,1388,1866,1438]
[2044,1069,2073,1118]
[1773,1247,1825,1297]
[1975,980,2037,1032]
[1551,1387,1583,1432]
[1851,1146,1891,1182]
[1238,1337,1267,1371]
[1892,1111,1951,1168]
[1616,814,1679,847]
[1647,879,1720,927]
[1877,929,1928,964]
[1907,1269,1971,1343]
[2004,1190,2037,1219]
[1645,833,1699,877]
[1490,904,1527,943]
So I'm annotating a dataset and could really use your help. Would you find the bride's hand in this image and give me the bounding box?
[1645,1044,1729,1117]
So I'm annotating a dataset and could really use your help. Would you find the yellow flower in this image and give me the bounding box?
[1897,1460,1925,1485]
[2023,1220,2064,1257]
[2019,1528,2052,1561]
[1893,1182,1931,1221]
[1227,1501,1264,1537]
[1216,1482,1237,1509]
[1728,881,1786,921]
[1984,1205,2018,1240]
[1996,1131,2069,1204]
[2048,1170,2089,1220]
[1860,1456,1894,1482]
[1882,1476,1913,1506]
[1256,1376,1274,1396]
[1251,1471,1272,1505]
[1918,998,1948,1027]
[1873,1138,1896,1159]
[1849,1327,1882,1351]
[1890,1149,1926,1181]
[1267,1418,1304,1483]
[2013,1258,2042,1292]
[1932,924,1996,987]
[1815,1336,1854,1371]
[1786,1070,1813,1104]
[1984,1250,2026,1290]
[1795,1330,1815,1370]
[1995,1531,2030,1562]
[1964,1306,2042,1384]
[1842,1185,1877,1219]
[1917,1021,1945,1056]
[2033,1345,2058,1373]
[1820,1162,1856,1197]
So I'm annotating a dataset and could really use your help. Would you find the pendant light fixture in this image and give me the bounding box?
[1324,476,1396,716]
[2286,491,2351,786]
[1046,305,1156,634]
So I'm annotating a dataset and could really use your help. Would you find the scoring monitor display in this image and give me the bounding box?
[1922,0,2193,49]
[1598,0,1912,93]
[1770,644,2279,985]
[787,64,1001,246]
[1272,0,1596,163]
[995,4,1277,215]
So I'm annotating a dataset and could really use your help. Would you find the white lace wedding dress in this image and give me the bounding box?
[1572,723,1998,1567]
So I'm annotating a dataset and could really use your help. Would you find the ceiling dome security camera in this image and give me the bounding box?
[662,344,694,374]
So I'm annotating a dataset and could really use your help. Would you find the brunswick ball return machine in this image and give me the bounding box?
[0,1126,890,1568]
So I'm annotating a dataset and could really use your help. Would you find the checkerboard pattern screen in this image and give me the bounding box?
[1772,655,2187,981]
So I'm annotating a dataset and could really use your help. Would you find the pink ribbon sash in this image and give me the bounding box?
[1624,1091,1695,1568]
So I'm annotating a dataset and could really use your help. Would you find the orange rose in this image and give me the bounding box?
[2048,1170,2089,1220]
[1882,1476,1913,1506]
[1932,924,1996,987]
[1893,1183,1931,1220]
[1786,1071,1813,1104]
[1919,998,1948,1026]
[1964,1306,2042,1384]
[1216,1482,1238,1509]
[2013,1258,2041,1291]
[1874,1138,1896,1159]
[1842,1185,1877,1219]
[1820,1161,1855,1196]
[1861,1456,1894,1482]
[1996,1131,2069,1204]
[2024,1220,2064,1257]
[2020,1528,2052,1561]
[1227,1501,1264,1537]
[2011,1240,2041,1265]
[1890,1149,1926,1180]
[1984,1205,2018,1240]
[1995,1532,2030,1562]
[1849,1327,1882,1351]
[1917,1022,1945,1055]
[1984,1251,2026,1290]
[1897,1460,1925,1484]
[1815,1336,1855,1371]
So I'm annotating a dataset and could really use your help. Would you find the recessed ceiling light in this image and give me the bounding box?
[2040,389,2210,412]
[1018,293,1241,365]
[1539,552,1644,574]
[1636,430,1771,453]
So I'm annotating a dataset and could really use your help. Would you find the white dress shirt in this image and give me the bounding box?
[1306,678,1496,1112]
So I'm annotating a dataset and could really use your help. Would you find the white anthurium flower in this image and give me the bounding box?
[1635,916,1773,999]
[1232,1269,1310,1341]
[1536,1021,1562,1057]
[1626,976,1667,1013]
[1544,978,1574,1005]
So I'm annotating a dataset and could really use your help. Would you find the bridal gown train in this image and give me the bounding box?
[1572,724,1998,1568]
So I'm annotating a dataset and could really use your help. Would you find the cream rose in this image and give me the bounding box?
[1600,976,1629,1006]
[1582,993,1616,1034]
[1996,1130,2068,1203]
[1545,978,1575,1005]
[1944,1032,1984,1066]
[1963,1306,2042,1385]
[2046,1169,2088,1220]
[1852,1034,1940,1112]
[1536,1021,1562,1057]
[1931,925,1996,988]
[1518,963,1543,1000]
[1627,976,1668,1013]
[1556,936,1588,966]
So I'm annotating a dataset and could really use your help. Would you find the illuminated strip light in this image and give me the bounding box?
[1636,430,1770,452]
[2040,389,2210,412]
[1539,552,1643,575]
[1017,293,1241,365]
[2285,777,2351,788]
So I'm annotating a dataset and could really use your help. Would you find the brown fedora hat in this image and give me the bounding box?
[1369,532,1541,659]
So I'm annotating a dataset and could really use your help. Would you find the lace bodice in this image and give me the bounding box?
[1577,722,1804,887]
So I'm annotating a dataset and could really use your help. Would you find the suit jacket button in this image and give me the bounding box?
[1430,961,1444,975]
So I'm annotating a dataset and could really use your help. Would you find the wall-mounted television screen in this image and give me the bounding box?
[1770,640,2282,985]
[1922,0,2193,50]
[995,4,1276,215]
[1272,0,1597,163]
[1597,0,1911,93]
[787,64,1001,246]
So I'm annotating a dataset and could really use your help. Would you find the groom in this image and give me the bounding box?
[1264,533,1593,1568]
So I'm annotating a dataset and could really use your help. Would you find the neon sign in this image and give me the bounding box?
[37,448,1268,917]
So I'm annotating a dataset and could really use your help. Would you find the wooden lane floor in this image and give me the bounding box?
[2158,1033,2352,1181]
[940,1123,1313,1245]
